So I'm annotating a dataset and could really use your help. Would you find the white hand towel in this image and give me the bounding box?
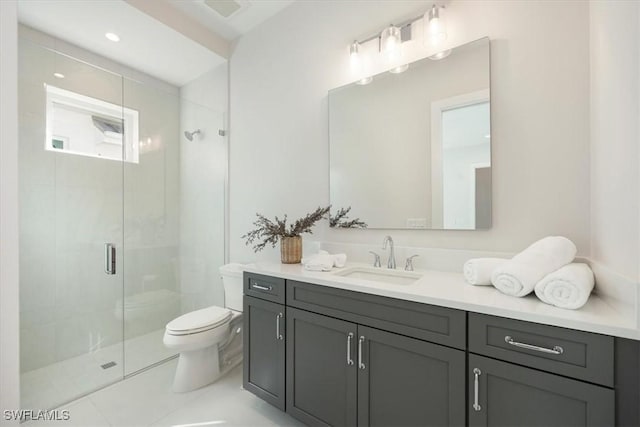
[463,258,508,285]
[534,263,594,310]
[332,253,347,268]
[302,253,334,272]
[491,236,577,297]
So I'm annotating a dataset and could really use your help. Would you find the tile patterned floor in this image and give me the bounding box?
[21,329,176,411]
[24,359,302,427]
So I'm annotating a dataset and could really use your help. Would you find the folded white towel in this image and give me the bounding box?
[491,236,577,297]
[302,253,334,272]
[534,263,594,309]
[333,253,347,268]
[301,250,347,271]
[463,258,508,285]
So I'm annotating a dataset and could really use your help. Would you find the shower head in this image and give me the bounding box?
[184,129,201,141]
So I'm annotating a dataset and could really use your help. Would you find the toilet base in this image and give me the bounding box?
[173,346,222,393]
[171,344,243,393]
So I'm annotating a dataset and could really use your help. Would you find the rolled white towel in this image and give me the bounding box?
[463,258,508,285]
[302,253,334,272]
[534,263,594,310]
[491,236,577,297]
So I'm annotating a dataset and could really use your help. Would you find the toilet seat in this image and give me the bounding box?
[166,306,232,336]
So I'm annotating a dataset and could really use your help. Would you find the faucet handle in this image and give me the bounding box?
[369,251,381,268]
[405,255,419,271]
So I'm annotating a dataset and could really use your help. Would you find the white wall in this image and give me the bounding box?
[230,0,590,263]
[590,0,640,282]
[0,1,20,421]
[179,64,228,311]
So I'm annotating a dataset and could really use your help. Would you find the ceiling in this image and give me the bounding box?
[17,0,295,87]
[168,0,295,41]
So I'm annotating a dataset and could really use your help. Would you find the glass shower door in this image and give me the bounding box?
[18,39,125,410]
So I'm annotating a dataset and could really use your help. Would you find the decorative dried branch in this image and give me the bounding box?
[329,206,367,229]
[242,206,331,253]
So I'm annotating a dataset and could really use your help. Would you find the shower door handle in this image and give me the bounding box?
[104,243,116,275]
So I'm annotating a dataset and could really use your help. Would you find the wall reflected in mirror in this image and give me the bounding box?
[329,37,491,230]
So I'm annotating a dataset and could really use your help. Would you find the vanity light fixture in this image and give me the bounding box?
[105,32,120,42]
[346,4,449,80]
[425,5,447,46]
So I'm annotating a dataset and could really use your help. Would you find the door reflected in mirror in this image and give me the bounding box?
[329,37,491,230]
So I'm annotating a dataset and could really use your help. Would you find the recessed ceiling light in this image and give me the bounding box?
[53,72,65,79]
[105,32,120,42]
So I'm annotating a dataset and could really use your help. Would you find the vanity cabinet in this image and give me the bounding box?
[242,295,286,410]
[285,307,465,427]
[468,354,614,427]
[243,272,623,427]
[286,307,358,426]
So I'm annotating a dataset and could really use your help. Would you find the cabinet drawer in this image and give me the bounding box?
[244,273,285,304]
[287,280,466,349]
[469,313,614,387]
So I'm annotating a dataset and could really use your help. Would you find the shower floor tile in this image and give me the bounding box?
[21,329,176,412]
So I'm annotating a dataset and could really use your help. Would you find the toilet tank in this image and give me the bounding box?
[220,263,244,312]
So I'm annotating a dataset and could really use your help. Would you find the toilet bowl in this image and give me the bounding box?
[163,263,244,393]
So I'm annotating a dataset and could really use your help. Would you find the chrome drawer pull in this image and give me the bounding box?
[346,333,354,366]
[358,336,366,370]
[276,313,283,340]
[252,283,272,291]
[473,368,481,411]
[504,336,564,355]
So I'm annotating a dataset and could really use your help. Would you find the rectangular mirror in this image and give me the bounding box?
[329,37,491,230]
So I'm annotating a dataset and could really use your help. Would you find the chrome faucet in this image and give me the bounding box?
[382,235,396,269]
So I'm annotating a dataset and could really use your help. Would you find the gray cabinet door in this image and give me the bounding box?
[357,326,466,427]
[243,295,286,410]
[286,307,358,427]
[469,354,614,427]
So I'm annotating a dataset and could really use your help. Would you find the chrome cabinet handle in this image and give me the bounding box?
[252,283,272,291]
[358,336,366,370]
[276,313,283,340]
[504,336,564,355]
[346,333,354,366]
[104,243,116,275]
[473,368,482,411]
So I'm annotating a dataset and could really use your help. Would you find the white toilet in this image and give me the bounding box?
[163,263,244,393]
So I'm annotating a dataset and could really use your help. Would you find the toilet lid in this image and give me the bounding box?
[166,306,232,333]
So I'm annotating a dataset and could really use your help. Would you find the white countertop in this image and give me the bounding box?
[243,262,640,340]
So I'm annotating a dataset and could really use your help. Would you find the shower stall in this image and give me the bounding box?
[18,29,228,410]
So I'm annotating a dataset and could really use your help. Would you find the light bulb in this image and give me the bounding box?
[425,5,447,46]
[105,32,120,42]
[390,64,409,74]
[349,41,361,71]
[381,25,401,58]
[428,49,452,61]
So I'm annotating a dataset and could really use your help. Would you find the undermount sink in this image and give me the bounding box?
[333,266,422,285]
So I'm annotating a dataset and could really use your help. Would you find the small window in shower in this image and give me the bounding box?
[45,85,139,163]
